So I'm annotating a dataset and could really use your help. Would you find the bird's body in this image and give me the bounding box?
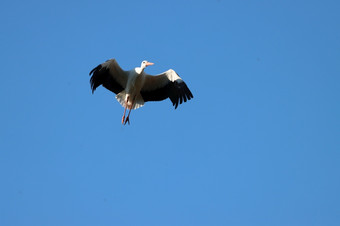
[116,68,145,110]
[89,59,193,124]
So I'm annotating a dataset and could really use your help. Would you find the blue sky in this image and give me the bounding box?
[1,0,340,225]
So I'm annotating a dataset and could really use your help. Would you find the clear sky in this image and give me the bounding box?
[1,0,340,225]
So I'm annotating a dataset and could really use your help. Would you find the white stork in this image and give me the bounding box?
[89,59,193,125]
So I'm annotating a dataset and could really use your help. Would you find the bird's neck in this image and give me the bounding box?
[135,67,145,74]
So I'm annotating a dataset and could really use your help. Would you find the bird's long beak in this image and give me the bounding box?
[146,62,154,66]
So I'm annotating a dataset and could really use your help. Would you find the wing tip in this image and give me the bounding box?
[90,64,104,76]
[172,81,193,109]
[89,64,104,93]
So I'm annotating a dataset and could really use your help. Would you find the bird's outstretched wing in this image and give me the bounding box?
[89,59,128,94]
[140,69,193,109]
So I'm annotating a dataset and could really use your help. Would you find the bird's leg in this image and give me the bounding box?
[121,96,129,124]
[124,110,131,125]
[124,97,135,125]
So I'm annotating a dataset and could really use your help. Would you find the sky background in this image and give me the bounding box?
[1,0,340,225]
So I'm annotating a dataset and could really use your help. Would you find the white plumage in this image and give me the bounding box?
[89,59,193,124]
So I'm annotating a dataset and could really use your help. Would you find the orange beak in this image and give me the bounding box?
[146,62,154,66]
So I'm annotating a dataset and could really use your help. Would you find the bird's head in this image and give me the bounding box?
[141,60,154,69]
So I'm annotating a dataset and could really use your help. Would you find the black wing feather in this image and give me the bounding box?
[141,80,193,109]
[89,64,124,94]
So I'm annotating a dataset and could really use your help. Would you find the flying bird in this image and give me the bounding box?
[89,59,193,125]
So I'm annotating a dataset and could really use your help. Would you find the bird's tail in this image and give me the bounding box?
[116,91,144,110]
